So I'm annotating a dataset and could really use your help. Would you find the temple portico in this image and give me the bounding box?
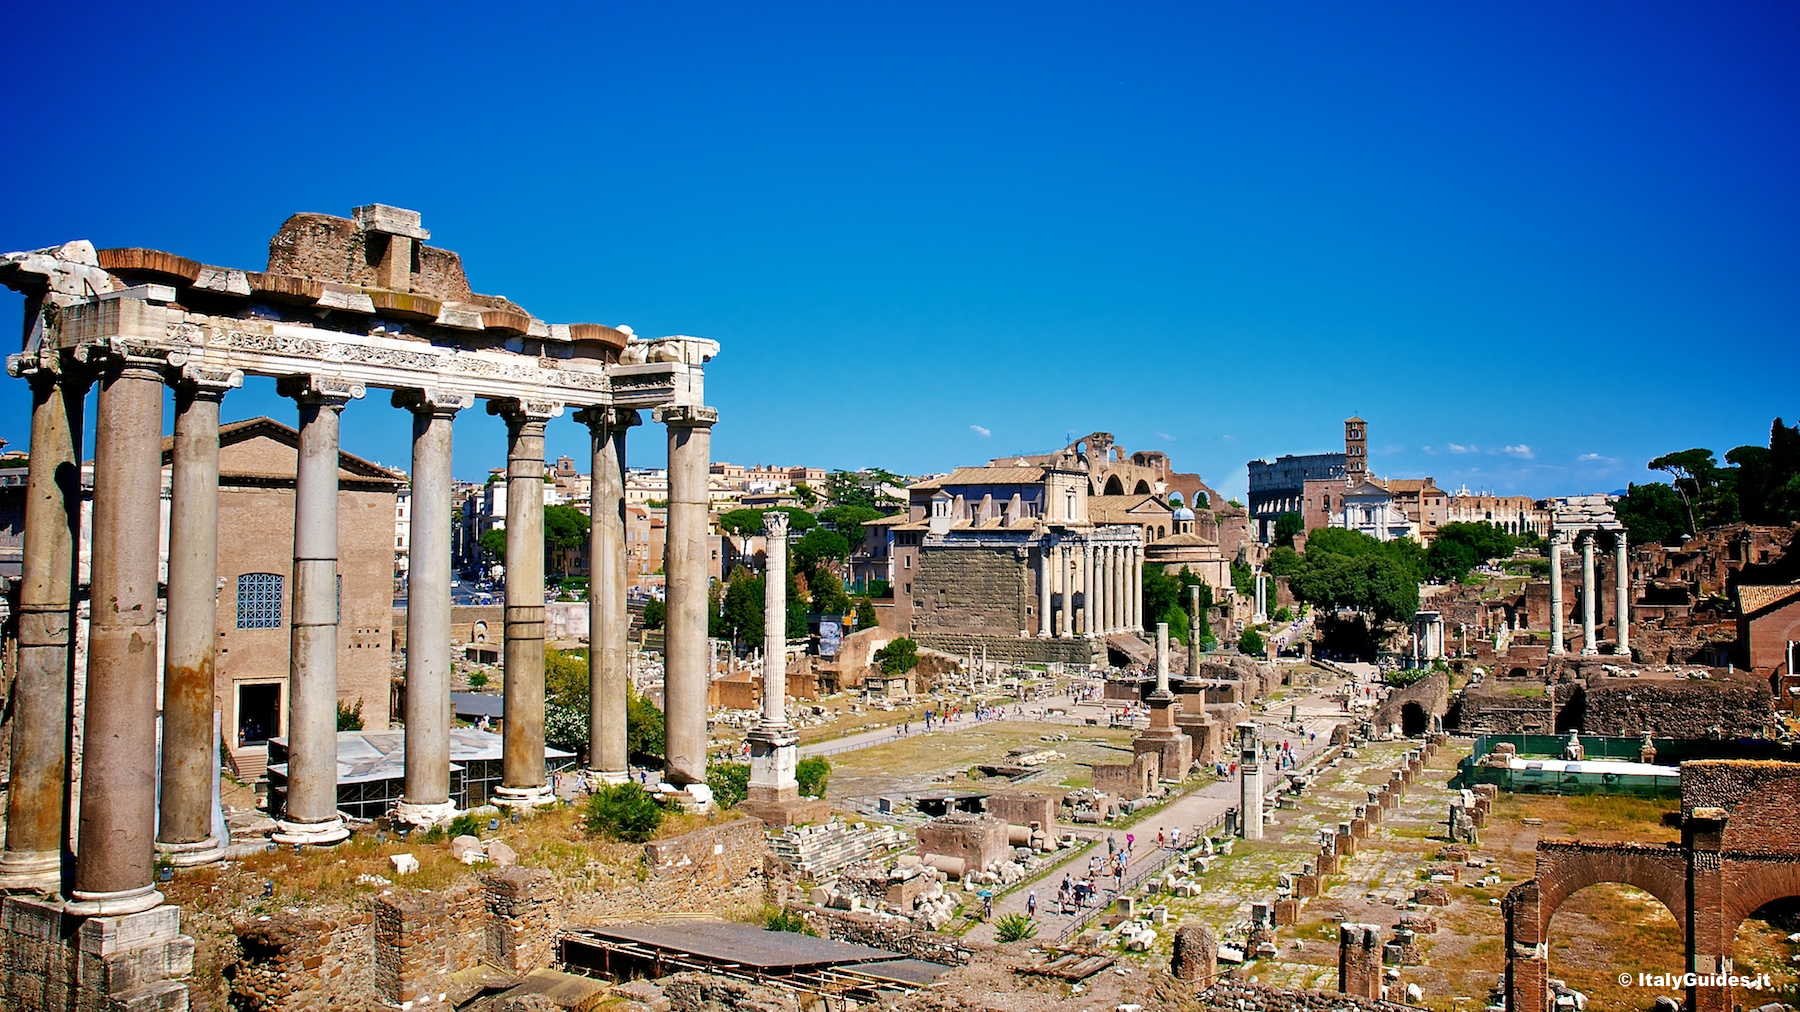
[0,207,719,1009]
[1545,495,1631,658]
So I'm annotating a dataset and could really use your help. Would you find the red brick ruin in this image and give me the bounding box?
[1504,760,1800,1012]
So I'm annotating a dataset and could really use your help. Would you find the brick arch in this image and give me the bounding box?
[1533,841,1690,937]
[1719,858,1800,941]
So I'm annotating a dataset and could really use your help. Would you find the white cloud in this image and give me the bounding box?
[1447,443,1477,454]
[1578,452,1618,466]
[969,424,991,438]
[1155,432,1175,442]
[1421,445,1438,455]
[1500,444,1534,460]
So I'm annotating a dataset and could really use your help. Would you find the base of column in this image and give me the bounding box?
[491,784,557,810]
[63,884,164,917]
[155,836,227,868]
[271,816,350,848]
[584,769,629,789]
[1580,646,1598,656]
[392,800,458,829]
[0,848,62,891]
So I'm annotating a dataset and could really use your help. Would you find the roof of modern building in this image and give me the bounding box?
[268,727,574,785]
[910,465,1048,490]
[1739,583,1800,616]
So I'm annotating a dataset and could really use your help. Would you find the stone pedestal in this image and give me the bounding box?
[2,895,195,1011]
[1339,922,1383,1000]
[1133,623,1193,780]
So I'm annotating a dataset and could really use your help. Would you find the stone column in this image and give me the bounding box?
[1089,544,1105,635]
[1037,543,1052,637]
[761,512,790,726]
[0,356,86,891]
[1056,544,1073,639]
[1614,532,1630,656]
[68,350,168,915]
[1188,584,1203,674]
[1580,532,1598,656]
[1548,532,1565,656]
[576,407,638,785]
[1072,543,1087,630]
[393,389,471,827]
[1238,721,1263,841]
[1132,544,1144,632]
[656,405,717,788]
[156,365,242,866]
[490,398,562,808]
[1113,545,1126,632]
[273,376,362,848]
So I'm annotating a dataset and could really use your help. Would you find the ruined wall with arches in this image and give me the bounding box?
[1503,761,1800,1012]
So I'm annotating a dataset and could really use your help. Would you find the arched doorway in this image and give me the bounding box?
[1400,702,1428,737]
[1132,479,1151,494]
[1103,475,1124,495]
[1731,897,1800,1006]
[1547,883,1684,1012]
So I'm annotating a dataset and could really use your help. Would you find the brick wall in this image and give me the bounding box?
[797,907,984,965]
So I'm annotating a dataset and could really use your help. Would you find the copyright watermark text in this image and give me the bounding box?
[1619,972,1774,990]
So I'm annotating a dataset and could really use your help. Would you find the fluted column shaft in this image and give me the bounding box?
[1078,542,1092,636]
[1132,545,1144,632]
[658,405,717,787]
[1188,584,1203,673]
[492,399,560,806]
[577,408,637,784]
[393,390,469,825]
[1112,545,1125,632]
[157,367,240,864]
[1037,544,1052,637]
[70,355,166,914]
[761,512,790,726]
[274,377,361,846]
[1614,533,1631,656]
[1549,533,1565,656]
[0,360,85,891]
[1580,533,1598,656]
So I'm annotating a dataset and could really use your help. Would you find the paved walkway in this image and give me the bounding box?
[966,683,1352,943]
[798,695,1085,758]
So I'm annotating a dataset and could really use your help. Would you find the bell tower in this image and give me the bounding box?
[1344,416,1368,484]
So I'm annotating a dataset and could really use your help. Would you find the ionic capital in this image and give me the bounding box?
[763,511,791,537]
[172,362,245,400]
[488,397,564,431]
[392,387,474,418]
[277,374,366,408]
[571,406,642,433]
[653,404,718,430]
[71,337,172,380]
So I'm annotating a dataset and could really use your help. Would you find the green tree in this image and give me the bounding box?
[543,504,590,575]
[478,527,507,564]
[1426,522,1518,582]
[1230,557,1254,597]
[642,597,666,629]
[792,482,819,507]
[810,569,852,616]
[823,470,877,510]
[793,528,851,573]
[466,671,489,689]
[1273,511,1305,548]
[582,783,664,842]
[818,504,883,531]
[336,698,365,731]
[1239,627,1265,656]
[717,567,766,648]
[853,597,878,630]
[718,507,817,538]
[796,756,831,797]
[627,686,665,762]
[764,907,816,934]
[1265,545,1303,577]
[706,761,749,809]
[1648,448,1721,535]
[873,637,919,675]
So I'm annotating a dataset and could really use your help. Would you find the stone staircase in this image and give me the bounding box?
[768,819,908,880]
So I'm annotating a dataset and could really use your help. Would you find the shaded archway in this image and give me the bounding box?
[1103,475,1124,495]
[1132,479,1152,494]
[1399,701,1428,737]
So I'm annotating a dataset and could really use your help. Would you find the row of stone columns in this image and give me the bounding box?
[1547,530,1630,658]
[1035,540,1143,638]
[0,348,718,904]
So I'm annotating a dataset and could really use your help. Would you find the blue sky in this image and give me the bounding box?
[1,1,1794,501]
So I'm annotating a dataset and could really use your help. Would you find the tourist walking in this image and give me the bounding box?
[1026,891,1037,917]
